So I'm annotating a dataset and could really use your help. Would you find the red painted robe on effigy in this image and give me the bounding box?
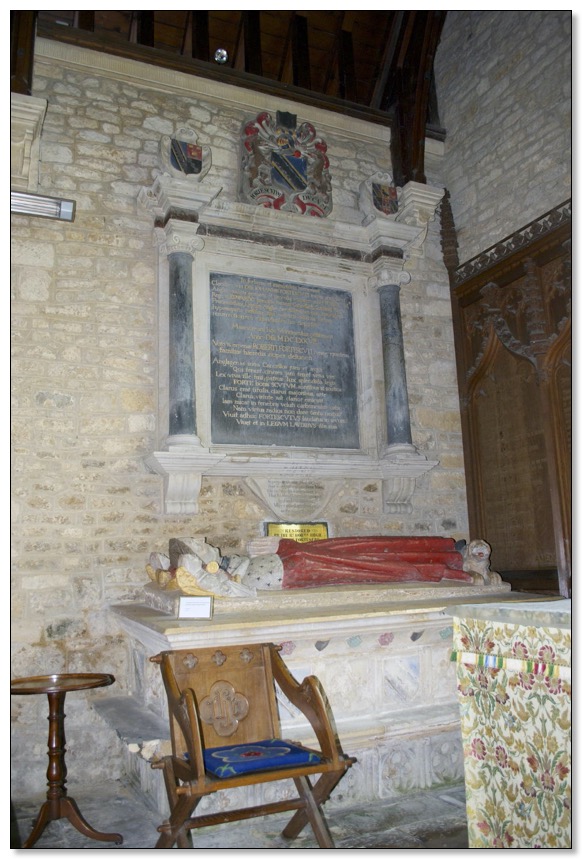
[276,536,472,588]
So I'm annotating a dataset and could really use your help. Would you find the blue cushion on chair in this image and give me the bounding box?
[203,738,322,778]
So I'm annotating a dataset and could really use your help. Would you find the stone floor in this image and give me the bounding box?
[11,780,469,850]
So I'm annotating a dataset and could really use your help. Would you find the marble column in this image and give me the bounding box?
[377,275,414,448]
[162,225,205,447]
[168,251,196,438]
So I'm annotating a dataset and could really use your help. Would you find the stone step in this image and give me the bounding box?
[93,695,170,746]
[92,693,463,816]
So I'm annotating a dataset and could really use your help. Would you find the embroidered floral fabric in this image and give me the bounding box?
[452,615,571,848]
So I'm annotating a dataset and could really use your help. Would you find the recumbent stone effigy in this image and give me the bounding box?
[145,534,502,602]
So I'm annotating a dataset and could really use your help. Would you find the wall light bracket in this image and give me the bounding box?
[11,191,76,221]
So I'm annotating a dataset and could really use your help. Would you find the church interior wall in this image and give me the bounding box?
[434,10,571,599]
[434,10,571,264]
[11,11,571,800]
[11,39,467,795]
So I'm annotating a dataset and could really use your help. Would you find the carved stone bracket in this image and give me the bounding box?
[382,477,418,514]
[145,446,223,515]
[379,444,437,513]
[394,182,445,258]
[145,448,438,515]
[138,172,222,224]
[395,181,445,227]
[11,93,47,191]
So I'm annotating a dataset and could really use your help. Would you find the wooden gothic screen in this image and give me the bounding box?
[443,200,571,597]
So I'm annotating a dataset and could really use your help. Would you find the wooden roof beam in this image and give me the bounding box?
[11,10,37,95]
[243,11,263,77]
[370,11,406,110]
[292,14,311,90]
[391,11,446,185]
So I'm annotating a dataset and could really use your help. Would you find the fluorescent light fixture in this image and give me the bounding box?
[11,191,76,222]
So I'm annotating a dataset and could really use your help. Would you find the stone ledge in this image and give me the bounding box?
[139,578,512,619]
[92,692,460,759]
[93,695,170,747]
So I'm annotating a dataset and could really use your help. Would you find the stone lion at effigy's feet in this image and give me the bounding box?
[461,539,502,586]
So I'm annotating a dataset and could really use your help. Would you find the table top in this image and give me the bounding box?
[11,673,115,695]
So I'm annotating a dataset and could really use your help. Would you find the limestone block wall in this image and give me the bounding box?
[434,10,571,264]
[11,39,466,796]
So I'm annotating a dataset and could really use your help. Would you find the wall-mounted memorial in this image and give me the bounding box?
[140,118,446,518]
[210,273,358,449]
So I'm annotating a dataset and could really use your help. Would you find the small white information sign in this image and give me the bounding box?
[178,595,214,619]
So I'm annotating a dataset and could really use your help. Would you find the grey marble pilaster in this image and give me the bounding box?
[168,251,196,437]
[378,282,413,447]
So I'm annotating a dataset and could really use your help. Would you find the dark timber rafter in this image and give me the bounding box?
[12,11,447,186]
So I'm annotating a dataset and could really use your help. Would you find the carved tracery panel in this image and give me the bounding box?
[449,201,571,597]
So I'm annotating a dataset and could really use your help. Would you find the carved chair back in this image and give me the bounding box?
[157,643,283,759]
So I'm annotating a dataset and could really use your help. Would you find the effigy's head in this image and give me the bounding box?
[169,537,221,568]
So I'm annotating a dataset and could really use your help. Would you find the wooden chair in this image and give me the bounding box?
[150,643,355,848]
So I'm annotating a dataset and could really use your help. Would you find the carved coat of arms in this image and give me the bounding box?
[240,111,332,217]
[359,171,400,225]
[160,127,212,181]
[372,181,399,215]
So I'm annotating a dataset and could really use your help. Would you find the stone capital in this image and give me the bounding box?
[368,268,411,292]
[156,221,206,257]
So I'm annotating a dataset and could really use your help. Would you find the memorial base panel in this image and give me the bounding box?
[101,696,464,817]
[108,583,516,814]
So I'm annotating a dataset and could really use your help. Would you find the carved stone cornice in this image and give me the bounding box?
[140,177,440,266]
[138,172,222,224]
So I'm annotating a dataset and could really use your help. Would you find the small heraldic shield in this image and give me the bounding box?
[372,181,399,215]
[160,127,212,181]
[171,140,203,175]
[358,171,401,224]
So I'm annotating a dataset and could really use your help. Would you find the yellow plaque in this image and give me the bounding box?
[265,522,328,543]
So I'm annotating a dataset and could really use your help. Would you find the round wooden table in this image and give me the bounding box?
[11,673,123,848]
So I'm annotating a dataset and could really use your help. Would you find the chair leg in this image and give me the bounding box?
[156,759,197,848]
[282,771,343,845]
[283,775,335,848]
[156,794,201,849]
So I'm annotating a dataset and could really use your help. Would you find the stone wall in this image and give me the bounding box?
[434,10,571,264]
[11,39,466,796]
